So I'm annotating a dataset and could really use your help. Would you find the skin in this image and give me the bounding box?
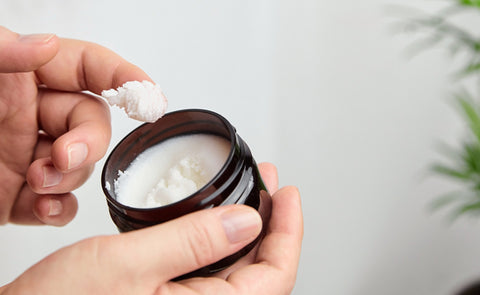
[0,27,150,226]
[0,26,304,294]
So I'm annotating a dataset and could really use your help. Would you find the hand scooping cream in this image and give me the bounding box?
[113,134,231,208]
[101,80,168,122]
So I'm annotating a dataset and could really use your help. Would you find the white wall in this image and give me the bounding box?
[1,1,480,294]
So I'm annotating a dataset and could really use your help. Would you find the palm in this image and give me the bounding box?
[0,72,40,224]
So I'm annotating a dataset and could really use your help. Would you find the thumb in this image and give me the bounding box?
[0,26,59,73]
[110,205,263,283]
[3,205,263,294]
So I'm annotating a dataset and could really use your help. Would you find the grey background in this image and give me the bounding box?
[1,0,479,294]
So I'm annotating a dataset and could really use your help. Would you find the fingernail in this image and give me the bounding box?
[67,143,88,170]
[48,199,63,216]
[221,207,262,244]
[18,33,56,44]
[43,166,63,188]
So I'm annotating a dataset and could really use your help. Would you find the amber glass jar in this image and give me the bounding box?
[101,109,270,278]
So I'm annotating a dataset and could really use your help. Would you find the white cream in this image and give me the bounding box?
[101,80,168,122]
[114,134,231,208]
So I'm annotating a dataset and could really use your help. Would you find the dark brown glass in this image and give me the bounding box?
[101,109,271,279]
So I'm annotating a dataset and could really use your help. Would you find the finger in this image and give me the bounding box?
[227,186,303,294]
[9,185,78,226]
[258,162,278,193]
[37,89,111,172]
[8,134,78,225]
[257,186,303,270]
[33,193,78,226]
[33,132,54,159]
[97,205,263,287]
[212,190,272,279]
[0,26,59,73]
[35,38,151,94]
[26,157,94,194]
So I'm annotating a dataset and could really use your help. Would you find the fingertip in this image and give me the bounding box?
[258,162,277,174]
[33,194,78,226]
[26,158,58,192]
[51,137,101,173]
[18,33,58,46]
[18,33,60,71]
[0,26,59,72]
[76,41,153,94]
[274,186,302,212]
[258,162,279,193]
[278,186,300,198]
[111,61,153,92]
[27,157,95,194]
[271,186,303,238]
[218,205,263,245]
[66,142,89,171]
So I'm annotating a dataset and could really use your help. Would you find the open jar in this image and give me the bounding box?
[101,109,271,278]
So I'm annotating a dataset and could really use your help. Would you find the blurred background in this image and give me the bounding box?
[2,0,480,294]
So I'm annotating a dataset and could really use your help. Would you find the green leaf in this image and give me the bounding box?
[429,191,468,211]
[473,182,480,192]
[462,142,480,172]
[456,95,480,143]
[458,0,480,8]
[456,201,480,215]
[458,62,480,77]
[431,163,472,180]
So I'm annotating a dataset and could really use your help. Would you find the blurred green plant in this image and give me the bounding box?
[393,0,480,218]
[430,93,480,219]
[391,1,480,74]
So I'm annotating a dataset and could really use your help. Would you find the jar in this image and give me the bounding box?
[101,109,271,279]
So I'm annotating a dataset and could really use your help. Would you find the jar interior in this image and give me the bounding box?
[102,110,236,209]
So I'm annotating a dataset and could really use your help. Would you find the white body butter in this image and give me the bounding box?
[114,134,231,208]
[101,80,168,122]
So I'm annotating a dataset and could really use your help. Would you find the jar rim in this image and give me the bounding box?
[101,108,238,212]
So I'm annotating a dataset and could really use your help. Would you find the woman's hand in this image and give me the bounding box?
[1,163,303,295]
[0,26,151,226]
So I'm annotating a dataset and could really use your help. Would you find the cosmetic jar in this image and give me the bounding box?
[101,109,271,278]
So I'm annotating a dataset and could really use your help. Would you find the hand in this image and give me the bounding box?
[0,163,303,294]
[0,26,151,226]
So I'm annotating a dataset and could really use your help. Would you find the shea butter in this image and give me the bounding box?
[114,134,231,208]
[101,80,167,122]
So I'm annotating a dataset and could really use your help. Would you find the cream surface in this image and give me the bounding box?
[114,134,231,208]
[101,80,168,122]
